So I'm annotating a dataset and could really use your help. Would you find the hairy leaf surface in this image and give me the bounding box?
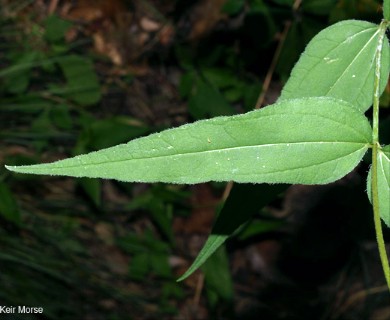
[279,20,390,112]
[368,145,390,226]
[6,97,371,185]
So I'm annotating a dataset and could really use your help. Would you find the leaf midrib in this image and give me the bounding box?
[326,28,380,95]
[291,26,377,92]
[379,152,390,187]
[22,141,369,171]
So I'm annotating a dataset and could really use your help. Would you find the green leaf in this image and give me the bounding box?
[83,117,149,150]
[367,145,390,226]
[129,253,149,280]
[179,234,226,282]
[202,68,240,89]
[279,20,390,112]
[126,186,179,244]
[188,79,234,119]
[5,97,372,184]
[120,230,172,280]
[3,51,40,94]
[0,183,20,225]
[78,178,101,207]
[179,71,195,98]
[270,0,294,6]
[276,17,323,78]
[50,104,73,130]
[329,0,379,24]
[202,246,234,301]
[243,82,261,111]
[302,0,337,15]
[56,55,101,106]
[237,219,284,241]
[44,15,72,43]
[223,0,245,15]
[177,183,286,281]
[384,0,390,20]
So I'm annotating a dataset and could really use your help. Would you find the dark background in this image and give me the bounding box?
[1,0,389,319]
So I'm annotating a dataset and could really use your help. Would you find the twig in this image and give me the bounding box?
[193,273,204,305]
[255,20,291,109]
[336,285,388,315]
[255,0,302,109]
[48,0,59,14]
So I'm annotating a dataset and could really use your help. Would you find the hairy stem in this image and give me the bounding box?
[371,20,390,290]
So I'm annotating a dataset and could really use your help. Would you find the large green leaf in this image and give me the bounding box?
[367,145,390,226]
[6,97,371,185]
[279,20,390,112]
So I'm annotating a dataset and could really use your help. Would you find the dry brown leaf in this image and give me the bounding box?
[158,24,175,46]
[67,0,126,23]
[189,0,228,40]
[94,222,115,244]
[93,32,124,65]
[140,17,161,32]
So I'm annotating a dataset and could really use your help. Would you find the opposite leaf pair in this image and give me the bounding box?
[6,19,389,221]
[5,17,390,283]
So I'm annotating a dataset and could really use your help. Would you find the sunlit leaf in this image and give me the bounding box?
[6,97,372,185]
[279,20,390,112]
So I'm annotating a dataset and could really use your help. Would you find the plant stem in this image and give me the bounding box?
[372,143,390,289]
[371,20,390,290]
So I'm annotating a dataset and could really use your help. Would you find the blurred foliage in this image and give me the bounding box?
[0,0,388,319]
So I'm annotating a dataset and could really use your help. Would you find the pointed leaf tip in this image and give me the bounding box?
[5,164,32,173]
